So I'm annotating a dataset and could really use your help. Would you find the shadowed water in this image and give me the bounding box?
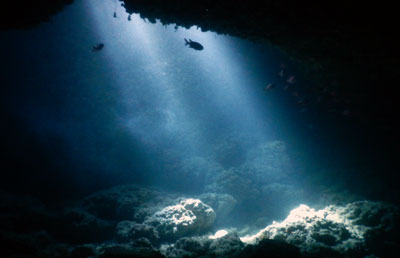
[1,0,399,257]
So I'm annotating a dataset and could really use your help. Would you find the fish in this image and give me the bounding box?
[184,38,204,51]
[278,69,284,78]
[92,43,104,52]
[264,83,275,91]
[286,75,296,84]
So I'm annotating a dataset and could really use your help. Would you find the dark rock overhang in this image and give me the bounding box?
[120,1,400,136]
[120,1,399,110]
[1,0,73,30]
[2,0,400,132]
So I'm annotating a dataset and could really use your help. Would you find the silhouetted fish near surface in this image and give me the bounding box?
[264,83,275,91]
[92,43,104,52]
[184,38,204,50]
[286,75,296,84]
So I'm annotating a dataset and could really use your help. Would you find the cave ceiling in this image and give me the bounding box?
[2,0,399,131]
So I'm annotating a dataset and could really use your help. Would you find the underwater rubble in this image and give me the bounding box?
[241,201,400,257]
[3,139,398,257]
[1,184,399,257]
[143,198,216,240]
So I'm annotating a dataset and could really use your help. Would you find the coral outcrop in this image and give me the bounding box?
[241,201,400,257]
[144,198,216,240]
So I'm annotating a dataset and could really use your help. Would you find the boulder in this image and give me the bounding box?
[241,201,400,257]
[145,198,215,240]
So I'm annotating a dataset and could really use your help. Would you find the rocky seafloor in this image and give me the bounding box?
[1,138,400,257]
[1,183,399,258]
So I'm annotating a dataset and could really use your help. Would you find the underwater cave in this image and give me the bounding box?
[1,0,400,257]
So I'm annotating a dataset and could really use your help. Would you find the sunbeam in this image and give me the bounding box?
[2,0,399,257]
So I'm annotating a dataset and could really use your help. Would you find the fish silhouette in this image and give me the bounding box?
[184,38,204,51]
[264,83,275,91]
[92,43,104,52]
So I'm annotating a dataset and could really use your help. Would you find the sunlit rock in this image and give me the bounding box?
[208,231,244,257]
[241,201,399,257]
[162,232,243,258]
[209,229,228,239]
[180,198,216,229]
[145,198,216,240]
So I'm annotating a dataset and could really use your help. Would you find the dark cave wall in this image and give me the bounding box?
[120,0,400,125]
[1,0,73,30]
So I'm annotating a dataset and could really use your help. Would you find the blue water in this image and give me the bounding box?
[1,0,396,227]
